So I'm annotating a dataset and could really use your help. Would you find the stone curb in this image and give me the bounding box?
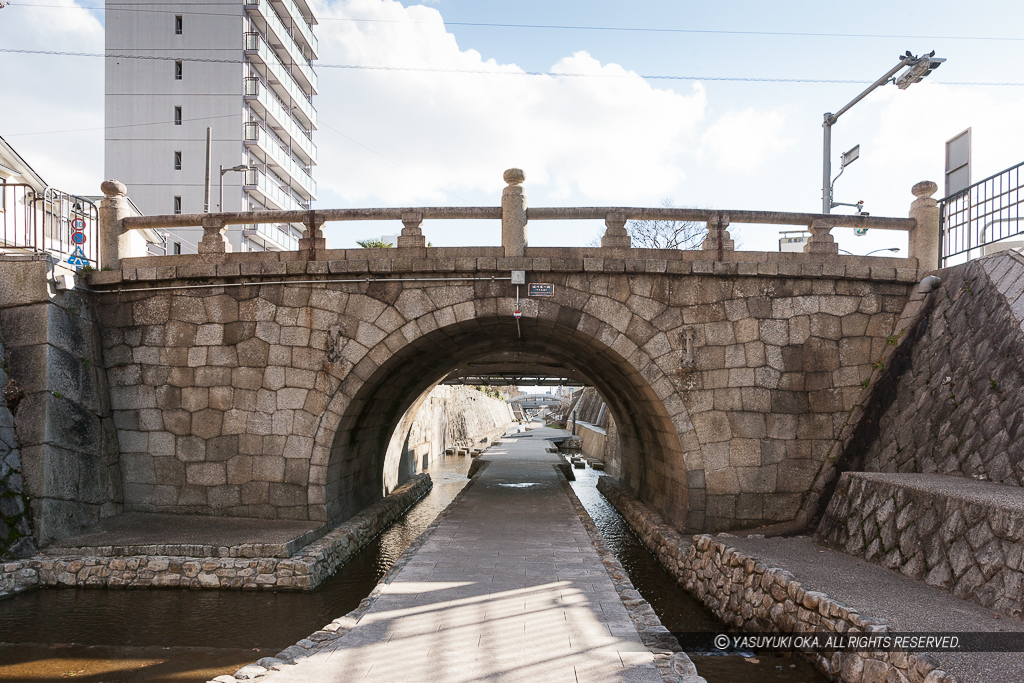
[554,467,706,683]
[212,456,494,681]
[597,478,958,683]
[0,474,432,599]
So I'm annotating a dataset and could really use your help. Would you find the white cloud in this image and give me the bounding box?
[312,0,708,206]
[699,108,795,172]
[0,1,105,193]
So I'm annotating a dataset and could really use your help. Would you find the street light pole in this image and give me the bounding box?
[822,51,944,214]
[219,164,249,212]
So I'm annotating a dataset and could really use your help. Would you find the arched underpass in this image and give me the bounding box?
[324,314,688,529]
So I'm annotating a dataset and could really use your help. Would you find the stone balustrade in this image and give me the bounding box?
[98,170,936,272]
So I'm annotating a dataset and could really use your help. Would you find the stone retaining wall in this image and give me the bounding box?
[597,477,957,683]
[816,471,1024,619]
[0,474,430,599]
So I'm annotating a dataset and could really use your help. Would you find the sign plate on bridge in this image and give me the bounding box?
[528,283,554,297]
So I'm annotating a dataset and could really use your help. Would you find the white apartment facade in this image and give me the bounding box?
[105,0,318,254]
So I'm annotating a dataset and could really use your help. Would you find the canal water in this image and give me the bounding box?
[0,450,825,682]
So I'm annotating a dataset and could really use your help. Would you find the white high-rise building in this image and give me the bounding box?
[105,0,318,253]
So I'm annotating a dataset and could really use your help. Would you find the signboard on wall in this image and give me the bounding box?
[945,128,971,197]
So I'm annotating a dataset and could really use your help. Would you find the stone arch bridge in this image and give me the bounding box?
[10,173,941,545]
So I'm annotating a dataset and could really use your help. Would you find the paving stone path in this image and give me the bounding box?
[266,428,664,682]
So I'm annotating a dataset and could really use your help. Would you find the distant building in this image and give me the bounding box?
[105,0,318,254]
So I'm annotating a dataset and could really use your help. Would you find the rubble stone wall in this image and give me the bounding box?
[0,332,35,559]
[859,252,1024,484]
[0,474,430,599]
[816,471,1024,619]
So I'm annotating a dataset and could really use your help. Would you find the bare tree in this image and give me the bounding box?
[627,200,706,249]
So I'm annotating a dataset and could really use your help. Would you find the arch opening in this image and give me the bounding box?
[323,315,689,529]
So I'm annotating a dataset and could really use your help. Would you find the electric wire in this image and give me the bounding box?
[2,49,1021,86]
[8,2,1024,43]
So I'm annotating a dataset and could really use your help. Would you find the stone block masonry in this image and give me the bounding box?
[597,477,957,683]
[86,247,917,535]
[0,474,430,598]
[0,258,121,547]
[817,472,1024,618]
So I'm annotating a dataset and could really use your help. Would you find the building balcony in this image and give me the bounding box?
[243,121,316,200]
[244,0,317,94]
[242,222,299,251]
[244,31,316,129]
[243,167,306,211]
[244,76,316,164]
[271,0,317,57]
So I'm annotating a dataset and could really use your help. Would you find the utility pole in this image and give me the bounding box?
[203,127,212,213]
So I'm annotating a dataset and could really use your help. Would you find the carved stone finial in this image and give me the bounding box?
[101,180,127,198]
[503,168,525,186]
[912,180,938,199]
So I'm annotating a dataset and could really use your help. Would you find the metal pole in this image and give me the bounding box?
[203,127,212,213]
[821,56,915,216]
[823,114,833,214]
[219,165,224,213]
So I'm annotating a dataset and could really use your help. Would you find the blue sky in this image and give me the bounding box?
[2,0,1022,253]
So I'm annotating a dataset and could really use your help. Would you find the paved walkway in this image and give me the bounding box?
[266,427,663,683]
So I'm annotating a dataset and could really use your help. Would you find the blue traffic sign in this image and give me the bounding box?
[71,232,87,245]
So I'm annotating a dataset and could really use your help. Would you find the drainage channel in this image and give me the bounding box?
[570,466,829,683]
[0,454,827,683]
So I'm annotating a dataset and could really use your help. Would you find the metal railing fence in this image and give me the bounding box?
[941,161,1023,265]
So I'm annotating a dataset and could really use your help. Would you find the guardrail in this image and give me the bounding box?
[941,160,1023,266]
[98,170,937,272]
[1,183,99,267]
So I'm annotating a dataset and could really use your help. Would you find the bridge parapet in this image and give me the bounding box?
[100,171,936,273]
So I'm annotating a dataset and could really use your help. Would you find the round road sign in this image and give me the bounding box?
[71,217,86,231]
[71,232,87,245]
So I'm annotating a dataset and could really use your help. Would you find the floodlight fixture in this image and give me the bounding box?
[896,51,945,90]
[821,50,944,214]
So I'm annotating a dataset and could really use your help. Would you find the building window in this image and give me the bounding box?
[173,196,182,214]
[174,60,182,80]
[173,151,182,170]
[174,106,182,125]
[175,15,182,34]
[173,242,182,255]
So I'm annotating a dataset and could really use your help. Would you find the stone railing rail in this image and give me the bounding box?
[97,171,940,273]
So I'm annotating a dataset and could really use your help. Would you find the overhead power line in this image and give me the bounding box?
[2,48,1022,86]
[9,3,1024,42]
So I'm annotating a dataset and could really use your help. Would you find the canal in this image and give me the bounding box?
[0,450,825,682]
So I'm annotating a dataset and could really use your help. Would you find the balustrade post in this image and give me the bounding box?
[803,218,838,254]
[700,213,734,252]
[397,212,426,248]
[501,168,528,258]
[198,217,231,254]
[601,212,631,249]
[299,211,325,255]
[98,180,131,270]
[908,180,940,272]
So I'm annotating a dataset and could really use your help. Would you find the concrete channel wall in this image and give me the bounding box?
[0,474,431,599]
[596,477,957,683]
